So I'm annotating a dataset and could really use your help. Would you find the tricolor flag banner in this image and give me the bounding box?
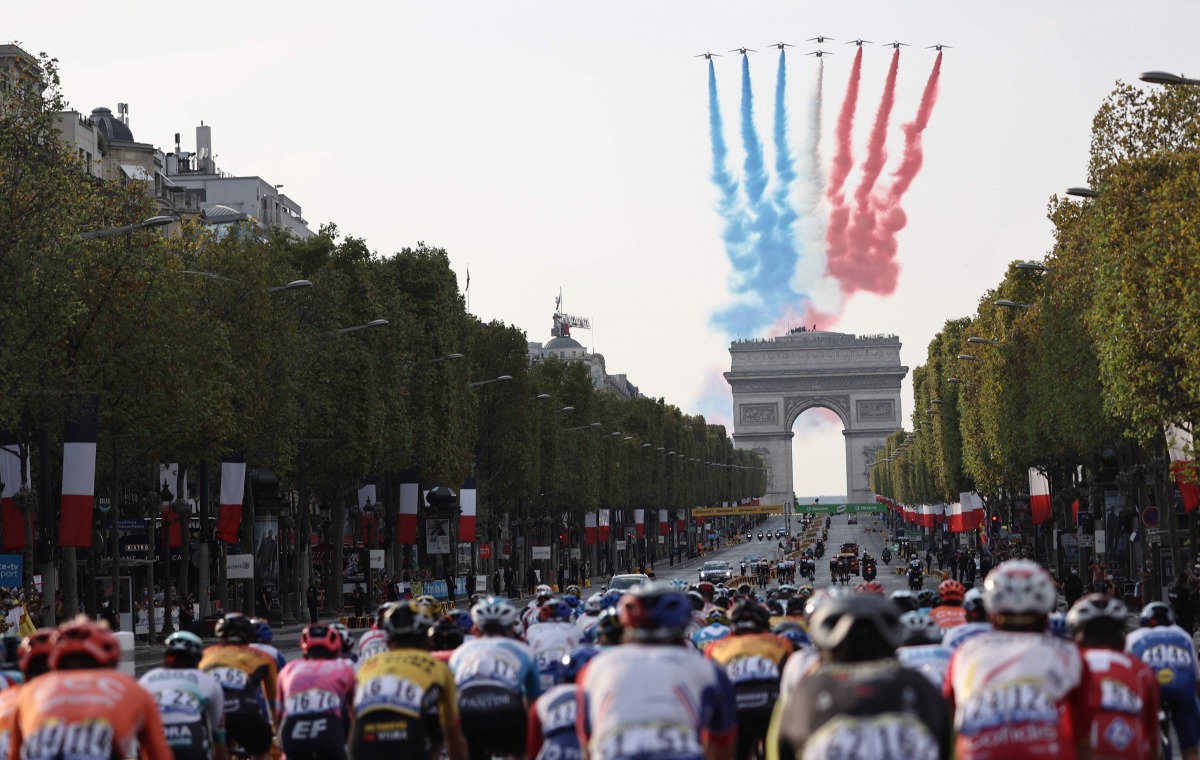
[217,456,247,544]
[59,395,98,547]
[458,476,477,543]
[1167,424,1199,513]
[0,432,26,550]
[658,509,669,536]
[358,477,379,545]
[598,509,611,542]
[962,491,985,530]
[1029,468,1052,525]
[676,509,685,533]
[947,501,964,532]
[635,509,645,538]
[397,470,420,545]
[903,504,916,524]
[584,512,598,545]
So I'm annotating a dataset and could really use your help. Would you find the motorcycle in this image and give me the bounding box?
[862,561,877,582]
[908,566,924,591]
[881,548,892,565]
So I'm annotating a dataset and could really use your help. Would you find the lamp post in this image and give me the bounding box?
[468,374,513,388]
[1139,71,1200,87]
[330,318,388,335]
[159,480,175,639]
[994,300,1033,310]
[1066,186,1100,199]
[967,337,1001,345]
[80,215,174,241]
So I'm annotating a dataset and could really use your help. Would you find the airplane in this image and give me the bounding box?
[882,41,909,49]
[695,51,722,59]
[807,35,834,43]
[767,42,794,50]
[729,47,757,55]
[926,43,953,51]
[807,50,833,58]
[845,38,873,47]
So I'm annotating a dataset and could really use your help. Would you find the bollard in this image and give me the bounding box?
[114,631,135,677]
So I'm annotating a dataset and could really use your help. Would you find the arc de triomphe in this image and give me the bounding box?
[725,330,908,506]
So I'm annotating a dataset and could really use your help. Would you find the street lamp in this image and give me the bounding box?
[1014,262,1052,273]
[956,354,979,362]
[417,353,464,366]
[994,300,1032,310]
[1140,71,1200,86]
[331,319,389,335]
[931,399,943,404]
[266,280,313,293]
[947,377,969,385]
[1066,186,1100,199]
[967,337,1001,345]
[556,406,575,414]
[469,375,513,388]
[566,422,601,432]
[535,393,552,401]
[80,215,174,240]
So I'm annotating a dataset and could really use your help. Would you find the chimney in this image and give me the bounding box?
[196,123,213,173]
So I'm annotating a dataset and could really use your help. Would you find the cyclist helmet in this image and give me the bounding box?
[1139,601,1176,628]
[50,618,120,670]
[686,591,705,611]
[600,590,624,610]
[565,585,582,598]
[452,611,474,632]
[471,596,520,634]
[251,618,273,644]
[937,579,966,605]
[767,600,784,616]
[561,646,600,683]
[962,587,986,622]
[1047,612,1070,639]
[415,595,440,616]
[898,611,939,645]
[697,581,715,598]
[798,585,815,599]
[539,601,573,623]
[563,595,581,611]
[300,624,342,657]
[383,600,435,640]
[329,623,355,654]
[618,583,692,643]
[785,597,806,616]
[804,587,848,620]
[730,601,771,634]
[1067,594,1128,634]
[809,594,903,659]
[706,608,731,627]
[737,583,753,596]
[373,602,393,627]
[669,579,689,592]
[164,631,204,665]
[983,560,1057,618]
[916,590,939,608]
[595,607,624,644]
[584,593,604,614]
[215,613,255,644]
[771,621,811,649]
[535,584,554,601]
[713,595,731,611]
[18,629,55,676]
[855,581,885,596]
[429,617,465,650]
[777,584,797,598]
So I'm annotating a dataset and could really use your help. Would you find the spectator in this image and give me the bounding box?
[465,572,476,598]
[556,563,566,592]
[1063,568,1084,608]
[99,597,120,631]
[527,566,539,595]
[1090,558,1108,592]
[351,583,365,618]
[570,557,580,585]
[306,584,320,623]
[492,570,501,596]
[503,565,515,598]
[1168,570,1196,635]
[446,569,456,607]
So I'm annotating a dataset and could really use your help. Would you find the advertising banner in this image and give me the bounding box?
[426,518,451,555]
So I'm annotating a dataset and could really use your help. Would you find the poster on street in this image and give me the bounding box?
[426,519,450,555]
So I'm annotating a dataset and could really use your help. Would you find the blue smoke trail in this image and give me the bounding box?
[772,50,798,230]
[739,55,768,205]
[708,60,749,265]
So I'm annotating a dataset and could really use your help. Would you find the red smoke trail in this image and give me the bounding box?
[833,49,900,295]
[822,48,863,292]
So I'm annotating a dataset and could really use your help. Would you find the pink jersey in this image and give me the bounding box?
[275,658,356,724]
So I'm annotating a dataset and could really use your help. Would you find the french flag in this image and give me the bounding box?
[397,470,419,545]
[1029,468,1052,525]
[1167,424,1199,513]
[0,431,27,550]
[948,501,965,532]
[217,456,246,544]
[658,509,669,536]
[458,476,477,542]
[598,509,610,542]
[635,509,645,538]
[59,396,98,547]
[676,509,685,533]
[963,491,985,530]
[584,512,597,545]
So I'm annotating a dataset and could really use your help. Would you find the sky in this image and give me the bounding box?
[11,1,1200,498]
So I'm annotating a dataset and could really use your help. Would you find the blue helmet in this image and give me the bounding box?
[1046,612,1070,639]
[251,618,273,645]
[561,646,600,683]
[539,601,574,623]
[771,621,811,649]
[669,579,689,592]
[1139,602,1176,628]
[453,611,474,632]
[563,594,581,609]
[618,583,692,642]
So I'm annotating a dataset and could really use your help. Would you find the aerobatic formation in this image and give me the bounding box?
[704,41,945,337]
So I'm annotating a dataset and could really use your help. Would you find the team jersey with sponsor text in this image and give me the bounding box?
[1126,625,1200,703]
[928,605,966,630]
[448,636,542,701]
[357,628,389,665]
[704,633,793,687]
[276,657,356,723]
[524,622,583,690]
[199,644,279,719]
[896,644,951,688]
[1081,647,1160,760]
[527,683,582,760]
[941,621,991,653]
[139,667,227,759]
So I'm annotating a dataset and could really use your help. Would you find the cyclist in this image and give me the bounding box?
[766,594,950,760]
[591,607,624,648]
[200,612,279,760]
[916,589,938,615]
[275,624,356,760]
[11,618,173,760]
[577,583,737,760]
[140,631,228,760]
[941,587,991,653]
[523,585,555,631]
[704,601,793,760]
[854,580,885,596]
[449,596,541,759]
[944,560,1090,760]
[929,579,967,630]
[0,629,54,758]
[429,617,466,663]
[576,593,604,639]
[329,623,356,662]
[1068,594,1160,760]
[353,600,466,760]
[524,600,583,690]
[247,617,286,673]
[356,603,393,664]
[0,634,22,687]
[1127,601,1200,760]
[895,611,949,688]
[692,607,732,649]
[890,589,919,614]
[526,646,599,760]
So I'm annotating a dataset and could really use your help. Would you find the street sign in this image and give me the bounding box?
[0,555,21,587]
[1076,535,1094,547]
[532,546,551,560]
[1147,529,1167,544]
[1142,506,1161,529]
[694,504,785,517]
[369,550,385,570]
[615,540,627,551]
[478,543,493,559]
[227,553,253,579]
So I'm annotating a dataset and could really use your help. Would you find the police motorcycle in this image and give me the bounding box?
[861,556,877,582]
[907,558,924,590]
[881,547,892,565]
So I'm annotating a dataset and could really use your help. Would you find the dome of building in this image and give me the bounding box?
[545,336,584,350]
[89,107,134,142]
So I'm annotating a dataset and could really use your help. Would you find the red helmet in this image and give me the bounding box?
[938,579,966,604]
[697,582,715,598]
[49,619,120,669]
[300,625,342,657]
[854,581,885,596]
[19,628,56,674]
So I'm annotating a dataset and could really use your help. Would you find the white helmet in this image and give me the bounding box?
[584,593,604,614]
[471,596,519,633]
[1067,593,1128,633]
[535,584,554,600]
[983,560,1056,616]
[898,611,939,643]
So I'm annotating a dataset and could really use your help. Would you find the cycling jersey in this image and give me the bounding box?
[940,622,991,653]
[1080,647,1160,760]
[525,621,583,690]
[777,647,822,698]
[522,603,544,632]
[691,623,730,648]
[527,683,581,760]
[896,644,951,688]
[767,658,951,760]
[276,658,356,760]
[199,644,279,755]
[353,649,458,760]
[139,667,227,760]
[945,630,1089,759]
[449,637,541,757]
[0,670,21,688]
[251,642,287,672]
[928,605,966,630]
[577,644,736,760]
[11,670,173,760]
[0,683,20,760]
[1126,624,1200,750]
[705,633,793,760]
[357,628,388,665]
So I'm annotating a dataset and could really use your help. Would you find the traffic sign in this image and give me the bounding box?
[1142,506,1161,529]
[1146,529,1167,544]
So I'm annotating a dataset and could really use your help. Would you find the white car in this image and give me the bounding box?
[607,574,651,592]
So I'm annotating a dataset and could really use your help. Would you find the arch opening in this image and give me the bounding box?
[791,407,847,505]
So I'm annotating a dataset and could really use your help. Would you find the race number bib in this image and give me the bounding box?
[457,652,521,688]
[207,667,249,691]
[355,674,424,714]
[594,725,700,760]
[726,655,780,683]
[284,689,343,716]
[24,719,115,760]
[153,688,203,718]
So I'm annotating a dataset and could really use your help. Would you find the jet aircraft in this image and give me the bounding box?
[729,47,757,55]
[845,38,873,47]
[695,51,722,59]
[882,41,909,49]
[807,50,833,58]
[807,35,834,43]
[926,43,953,51]
[767,42,794,50]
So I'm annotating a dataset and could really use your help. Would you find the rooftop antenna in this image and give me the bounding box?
[117,102,129,126]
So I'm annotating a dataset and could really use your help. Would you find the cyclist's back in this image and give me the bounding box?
[200,614,278,760]
[1127,602,1200,758]
[524,604,582,689]
[140,632,226,760]
[276,625,356,760]
[527,647,597,760]
[356,604,392,666]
